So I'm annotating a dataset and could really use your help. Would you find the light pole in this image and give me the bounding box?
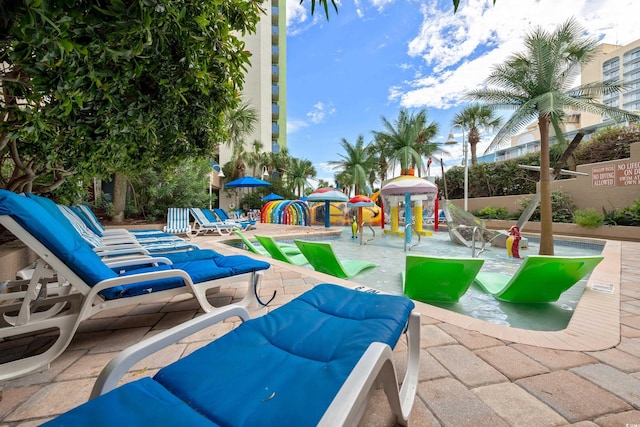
[445,125,468,211]
[209,160,224,210]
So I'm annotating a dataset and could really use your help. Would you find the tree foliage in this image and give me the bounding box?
[467,18,639,255]
[1,0,263,193]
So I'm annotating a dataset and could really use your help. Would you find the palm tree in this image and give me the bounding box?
[287,157,316,198]
[367,133,394,184]
[328,135,376,196]
[452,105,501,165]
[468,18,638,255]
[373,109,439,177]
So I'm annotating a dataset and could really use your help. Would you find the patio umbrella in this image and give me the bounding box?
[307,187,348,228]
[224,176,271,188]
[262,192,284,201]
[348,195,375,243]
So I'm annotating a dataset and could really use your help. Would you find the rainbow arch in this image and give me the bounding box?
[261,200,310,226]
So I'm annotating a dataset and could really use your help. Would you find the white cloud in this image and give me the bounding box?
[392,0,639,110]
[287,119,309,134]
[307,102,337,123]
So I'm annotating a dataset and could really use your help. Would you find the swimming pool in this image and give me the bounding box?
[280,227,604,331]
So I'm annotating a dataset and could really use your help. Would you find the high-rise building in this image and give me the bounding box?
[216,2,286,210]
[480,39,640,164]
[581,39,640,127]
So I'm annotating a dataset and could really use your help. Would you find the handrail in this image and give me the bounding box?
[362,222,375,244]
[471,226,486,257]
[404,222,421,252]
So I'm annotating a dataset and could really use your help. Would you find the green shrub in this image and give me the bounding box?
[603,199,640,226]
[574,208,603,228]
[475,206,508,219]
[518,191,576,223]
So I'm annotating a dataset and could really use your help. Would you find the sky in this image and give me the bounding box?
[284,0,638,184]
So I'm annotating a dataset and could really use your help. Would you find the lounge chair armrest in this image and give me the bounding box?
[319,311,420,427]
[106,257,173,271]
[93,242,144,251]
[90,305,251,399]
[94,246,150,257]
[90,270,193,295]
[100,235,138,244]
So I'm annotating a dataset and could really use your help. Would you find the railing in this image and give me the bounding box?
[471,226,486,257]
[404,222,421,252]
[362,223,375,244]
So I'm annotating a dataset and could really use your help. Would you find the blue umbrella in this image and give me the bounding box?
[262,192,284,201]
[224,176,271,188]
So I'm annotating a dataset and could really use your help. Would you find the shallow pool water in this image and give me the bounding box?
[280,227,603,331]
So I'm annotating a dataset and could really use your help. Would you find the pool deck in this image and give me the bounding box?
[1,223,639,425]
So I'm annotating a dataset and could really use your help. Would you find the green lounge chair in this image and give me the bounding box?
[233,229,301,256]
[293,239,377,279]
[402,255,484,303]
[473,255,604,303]
[255,235,310,266]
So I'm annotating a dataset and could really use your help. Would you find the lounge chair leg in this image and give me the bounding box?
[239,271,275,308]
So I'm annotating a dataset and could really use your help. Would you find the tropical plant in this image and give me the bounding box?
[0,1,260,195]
[467,18,639,255]
[574,208,604,229]
[373,109,440,177]
[329,135,376,196]
[452,105,501,165]
[367,133,395,184]
[287,158,316,198]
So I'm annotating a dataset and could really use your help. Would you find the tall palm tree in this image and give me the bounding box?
[373,109,439,177]
[452,105,501,165]
[367,133,394,184]
[328,135,376,196]
[287,157,316,198]
[468,18,638,255]
[224,101,257,149]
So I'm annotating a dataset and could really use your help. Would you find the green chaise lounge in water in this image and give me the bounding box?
[293,240,377,279]
[255,235,310,266]
[473,255,604,303]
[233,229,302,257]
[402,255,484,303]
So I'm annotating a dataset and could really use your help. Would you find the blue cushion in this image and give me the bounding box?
[42,377,219,427]
[163,249,222,263]
[212,255,271,275]
[0,190,118,287]
[154,284,414,426]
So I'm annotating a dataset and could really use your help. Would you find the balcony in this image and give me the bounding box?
[272,103,279,118]
[272,123,280,138]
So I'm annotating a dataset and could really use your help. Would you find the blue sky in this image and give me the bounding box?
[284,0,637,184]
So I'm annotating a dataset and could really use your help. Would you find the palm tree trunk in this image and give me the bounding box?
[538,116,554,255]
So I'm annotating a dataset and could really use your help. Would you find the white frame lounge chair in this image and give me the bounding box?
[189,207,236,236]
[43,284,421,427]
[0,190,270,380]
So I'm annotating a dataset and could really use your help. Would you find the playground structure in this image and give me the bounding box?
[380,176,439,246]
[308,193,382,227]
[260,200,310,226]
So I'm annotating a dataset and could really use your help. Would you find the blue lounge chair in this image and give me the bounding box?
[0,189,271,380]
[189,207,236,236]
[213,207,256,230]
[26,194,200,257]
[44,284,421,426]
[473,255,604,302]
[73,204,175,240]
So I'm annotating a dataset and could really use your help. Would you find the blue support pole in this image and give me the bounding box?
[324,200,331,228]
[405,193,412,245]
